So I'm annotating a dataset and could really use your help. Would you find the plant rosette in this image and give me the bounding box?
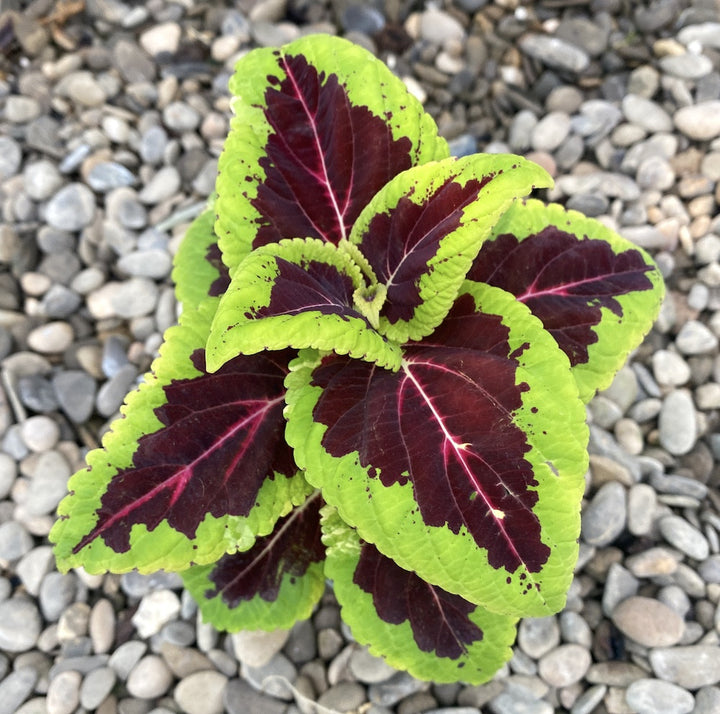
[51,35,665,684]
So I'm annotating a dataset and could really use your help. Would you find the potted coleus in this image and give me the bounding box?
[51,35,664,684]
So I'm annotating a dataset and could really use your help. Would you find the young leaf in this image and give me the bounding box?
[215,34,449,273]
[286,283,588,617]
[468,199,665,402]
[172,205,230,309]
[51,299,310,574]
[206,238,402,372]
[323,507,518,684]
[182,491,325,632]
[350,155,552,343]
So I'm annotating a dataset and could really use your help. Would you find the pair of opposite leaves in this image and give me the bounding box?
[52,35,664,683]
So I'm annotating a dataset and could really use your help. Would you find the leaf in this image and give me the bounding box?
[216,34,448,273]
[206,238,402,372]
[172,205,231,309]
[467,199,665,401]
[350,155,553,343]
[51,299,310,574]
[323,507,517,684]
[286,283,588,616]
[182,491,325,632]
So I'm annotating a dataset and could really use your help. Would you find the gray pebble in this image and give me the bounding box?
[163,101,201,132]
[0,521,34,562]
[602,563,639,616]
[531,111,571,152]
[174,670,228,714]
[223,678,286,714]
[20,414,59,452]
[693,686,720,714]
[132,589,181,639]
[53,370,96,423]
[678,22,720,48]
[126,654,173,699]
[419,8,465,44]
[570,684,606,714]
[0,666,39,714]
[111,278,159,318]
[660,53,713,80]
[108,640,147,679]
[611,596,685,647]
[23,160,64,201]
[659,515,710,561]
[538,644,591,687]
[318,681,367,711]
[581,481,626,546]
[15,546,54,596]
[0,597,41,652]
[140,126,168,164]
[139,166,181,204]
[622,94,673,133]
[650,646,720,689]
[117,248,172,279]
[652,349,691,386]
[0,137,22,179]
[47,670,81,714]
[45,183,96,232]
[87,162,136,192]
[113,40,156,83]
[517,616,560,659]
[519,34,590,73]
[96,363,138,416]
[79,666,116,710]
[489,683,553,714]
[242,652,296,700]
[23,449,71,516]
[674,101,720,140]
[349,647,397,684]
[625,678,694,714]
[658,390,697,455]
[675,320,719,355]
[39,572,77,622]
[27,321,74,355]
[40,284,81,318]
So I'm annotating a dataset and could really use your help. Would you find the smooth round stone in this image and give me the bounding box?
[626,678,694,714]
[4,95,40,123]
[625,546,678,577]
[419,7,465,44]
[160,643,213,678]
[650,646,720,689]
[531,111,571,152]
[58,71,106,106]
[39,571,77,622]
[611,596,684,647]
[20,415,60,452]
[174,671,228,714]
[89,599,115,654]
[140,126,168,164]
[675,101,720,140]
[131,589,181,639]
[0,667,39,714]
[658,390,697,455]
[490,685,553,714]
[52,370,96,423]
[242,652,296,700]
[342,4,384,34]
[517,616,560,659]
[108,640,147,679]
[581,481,627,546]
[79,667,116,710]
[45,183,96,231]
[231,629,289,668]
[87,162,136,192]
[660,52,713,79]
[41,284,81,318]
[652,349,691,386]
[675,320,718,354]
[110,278,159,318]
[138,166,181,204]
[318,681,366,711]
[126,655,173,699]
[693,686,720,714]
[0,521,34,561]
[622,95,673,133]
[538,644,591,687]
[23,448,71,516]
[678,22,720,48]
[140,22,182,55]
[519,34,590,73]
[117,249,172,279]
[163,102,201,132]
[26,321,73,354]
[559,611,592,648]
[15,546,54,596]
[0,136,22,179]
[349,647,396,684]
[659,515,710,561]
[636,156,675,190]
[0,598,41,651]
[46,670,81,714]
[23,160,64,201]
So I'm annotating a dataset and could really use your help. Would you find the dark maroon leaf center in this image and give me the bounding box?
[205,242,231,298]
[249,52,414,247]
[205,492,324,606]
[73,349,296,554]
[311,294,550,574]
[357,175,488,324]
[469,226,656,366]
[354,540,482,659]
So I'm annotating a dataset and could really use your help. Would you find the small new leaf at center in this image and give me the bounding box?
[352,283,387,330]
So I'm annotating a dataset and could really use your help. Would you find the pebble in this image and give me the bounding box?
[0,667,39,714]
[581,482,627,546]
[0,597,41,652]
[517,617,560,659]
[659,515,710,561]
[658,390,698,455]
[650,647,720,689]
[174,670,228,714]
[20,415,60,452]
[519,34,590,73]
[46,670,81,714]
[52,370,96,423]
[131,589,181,638]
[140,22,182,56]
[139,166,181,204]
[419,8,465,44]
[0,521,34,562]
[625,678,694,714]
[611,596,685,647]
[242,652,296,700]
[674,101,720,140]
[622,95,673,133]
[232,629,290,668]
[79,666,116,710]
[489,683,553,714]
[44,184,96,232]
[675,320,718,354]
[23,160,64,201]
[0,136,22,179]
[126,654,173,699]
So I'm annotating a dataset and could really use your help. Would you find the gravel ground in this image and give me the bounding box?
[0,1,719,713]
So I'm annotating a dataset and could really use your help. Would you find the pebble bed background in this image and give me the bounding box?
[0,0,719,713]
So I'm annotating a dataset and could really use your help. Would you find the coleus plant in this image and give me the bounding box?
[51,35,664,684]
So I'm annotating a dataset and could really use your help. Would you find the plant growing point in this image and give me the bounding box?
[51,34,665,685]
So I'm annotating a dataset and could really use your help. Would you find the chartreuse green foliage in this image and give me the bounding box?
[51,34,664,685]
